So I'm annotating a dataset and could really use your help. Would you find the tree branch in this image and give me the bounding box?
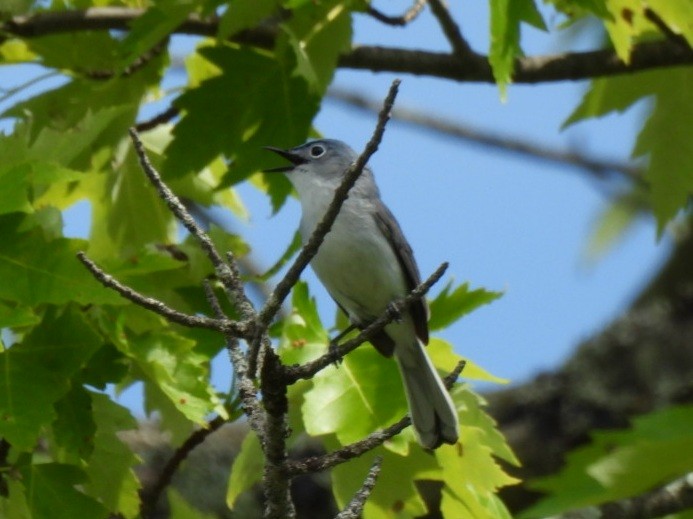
[4,9,692,84]
[366,0,427,27]
[128,129,256,320]
[557,472,693,519]
[427,0,475,58]
[76,251,245,335]
[334,456,383,519]
[202,282,266,441]
[283,262,448,384]
[286,360,464,477]
[327,88,645,186]
[140,416,226,519]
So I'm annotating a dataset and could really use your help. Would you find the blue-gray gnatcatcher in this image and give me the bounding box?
[265,139,459,449]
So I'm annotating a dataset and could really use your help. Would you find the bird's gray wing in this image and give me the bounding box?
[373,203,430,345]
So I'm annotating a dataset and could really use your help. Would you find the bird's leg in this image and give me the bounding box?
[328,323,358,365]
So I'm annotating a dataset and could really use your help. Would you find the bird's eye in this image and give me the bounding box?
[310,145,325,158]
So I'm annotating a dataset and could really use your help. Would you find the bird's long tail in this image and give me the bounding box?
[395,340,459,449]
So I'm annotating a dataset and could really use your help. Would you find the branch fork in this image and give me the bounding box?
[76,79,459,519]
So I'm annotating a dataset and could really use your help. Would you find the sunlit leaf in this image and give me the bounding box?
[428,281,502,331]
[226,432,264,509]
[523,405,693,518]
[489,0,545,96]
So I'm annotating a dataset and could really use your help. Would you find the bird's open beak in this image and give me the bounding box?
[263,146,307,173]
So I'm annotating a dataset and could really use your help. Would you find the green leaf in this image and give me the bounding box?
[83,393,140,519]
[584,191,644,260]
[647,0,693,47]
[0,214,122,306]
[87,144,176,260]
[0,306,102,450]
[489,0,546,96]
[218,0,280,40]
[331,442,440,517]
[81,344,129,390]
[301,346,411,448]
[26,31,121,72]
[164,44,319,208]
[634,69,693,232]
[429,338,509,385]
[428,281,503,331]
[226,432,264,509]
[565,68,693,231]
[435,406,519,517]
[523,405,693,518]
[118,1,196,69]
[277,0,353,93]
[1,478,32,518]
[169,489,217,519]
[123,332,222,425]
[278,281,329,365]
[52,385,96,463]
[144,380,196,444]
[17,462,108,519]
[0,302,39,328]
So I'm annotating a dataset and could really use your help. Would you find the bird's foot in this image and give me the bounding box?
[386,302,403,323]
[328,340,344,367]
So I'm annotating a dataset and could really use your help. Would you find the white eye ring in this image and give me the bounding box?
[310,145,325,158]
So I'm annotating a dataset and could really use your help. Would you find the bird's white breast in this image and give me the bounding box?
[299,192,407,323]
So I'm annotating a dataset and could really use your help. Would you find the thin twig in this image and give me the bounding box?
[76,252,244,334]
[327,87,645,186]
[334,456,383,519]
[427,0,475,58]
[140,416,226,519]
[287,360,464,476]
[128,128,256,320]
[643,8,692,53]
[202,281,265,441]
[284,262,448,384]
[557,472,693,519]
[366,0,427,26]
[135,105,180,132]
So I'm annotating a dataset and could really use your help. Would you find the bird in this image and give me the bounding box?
[264,139,459,449]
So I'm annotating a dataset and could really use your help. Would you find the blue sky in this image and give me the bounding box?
[1,2,669,412]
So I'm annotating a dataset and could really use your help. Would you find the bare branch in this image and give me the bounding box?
[3,10,692,83]
[202,282,265,440]
[427,0,474,58]
[128,129,256,320]
[340,40,693,83]
[76,251,244,334]
[260,348,296,519]
[334,456,383,519]
[366,0,427,27]
[140,416,226,519]
[328,88,645,186]
[284,262,448,384]
[556,472,693,519]
[643,8,693,53]
[254,79,401,331]
[287,361,464,476]
[135,105,180,132]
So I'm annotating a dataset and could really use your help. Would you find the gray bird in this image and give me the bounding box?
[265,139,459,449]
